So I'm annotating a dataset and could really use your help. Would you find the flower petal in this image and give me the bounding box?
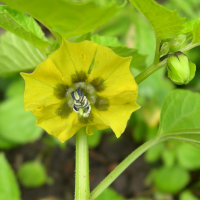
[32,104,83,142]
[49,40,98,84]
[86,109,110,135]
[89,45,136,96]
[86,124,109,136]
[93,91,140,137]
[21,59,67,110]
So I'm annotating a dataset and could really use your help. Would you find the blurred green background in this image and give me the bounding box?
[0,0,200,200]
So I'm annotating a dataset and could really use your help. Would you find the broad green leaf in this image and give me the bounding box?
[164,0,198,19]
[1,0,126,39]
[180,190,199,200]
[0,5,50,50]
[91,34,147,71]
[0,153,21,200]
[17,161,47,188]
[132,10,156,65]
[0,133,18,150]
[158,90,200,135]
[179,19,200,35]
[0,135,18,150]
[177,143,200,170]
[192,20,200,44]
[158,90,200,148]
[154,165,189,194]
[96,188,126,200]
[91,34,121,46]
[145,143,164,163]
[129,0,185,39]
[161,148,176,167]
[73,32,91,43]
[0,32,45,76]
[94,5,132,37]
[111,46,147,71]
[6,78,24,98]
[0,95,43,144]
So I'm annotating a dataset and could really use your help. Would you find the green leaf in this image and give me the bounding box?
[17,161,47,188]
[0,78,41,149]
[96,188,126,200]
[164,0,198,19]
[91,34,147,71]
[180,190,199,200]
[0,5,51,50]
[0,95,43,144]
[179,19,200,35]
[0,32,45,76]
[129,0,185,39]
[177,143,200,170]
[6,78,24,98]
[1,0,126,40]
[0,136,18,150]
[192,19,200,44]
[154,165,190,194]
[161,148,176,167]
[0,153,21,200]
[145,143,164,163]
[158,90,200,135]
[91,34,121,46]
[158,90,200,148]
[133,10,156,65]
[73,32,92,43]
[111,46,147,71]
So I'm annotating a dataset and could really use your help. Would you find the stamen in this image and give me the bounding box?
[71,88,91,118]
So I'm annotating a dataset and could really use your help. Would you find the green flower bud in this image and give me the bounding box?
[160,42,169,57]
[167,52,196,85]
[169,35,186,52]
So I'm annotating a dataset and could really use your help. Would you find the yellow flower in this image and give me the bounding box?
[21,39,140,142]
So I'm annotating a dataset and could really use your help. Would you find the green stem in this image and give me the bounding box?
[180,42,200,52]
[135,59,167,84]
[75,129,90,200]
[89,137,160,200]
[154,38,161,65]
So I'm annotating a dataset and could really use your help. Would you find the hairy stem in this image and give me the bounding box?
[75,129,90,200]
[90,137,160,200]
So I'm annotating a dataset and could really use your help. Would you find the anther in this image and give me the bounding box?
[71,88,91,118]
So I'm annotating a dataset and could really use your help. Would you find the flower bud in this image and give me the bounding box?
[169,35,186,52]
[160,42,169,57]
[167,52,196,85]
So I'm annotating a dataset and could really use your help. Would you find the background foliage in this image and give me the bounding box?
[0,0,200,200]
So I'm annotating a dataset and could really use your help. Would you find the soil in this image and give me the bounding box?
[4,130,151,200]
